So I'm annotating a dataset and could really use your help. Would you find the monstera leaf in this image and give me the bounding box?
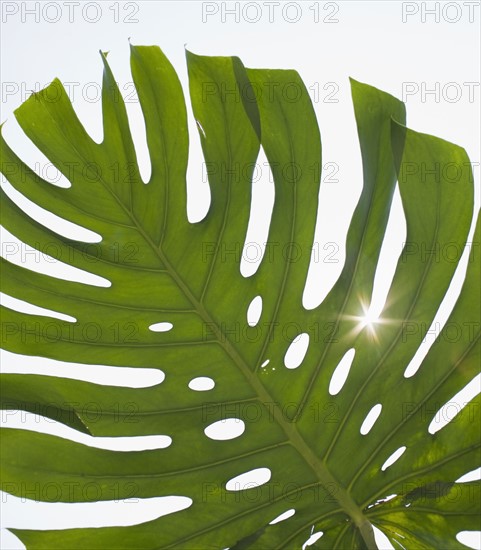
[0,45,479,550]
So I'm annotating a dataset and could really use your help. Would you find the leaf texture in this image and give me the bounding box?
[0,45,479,549]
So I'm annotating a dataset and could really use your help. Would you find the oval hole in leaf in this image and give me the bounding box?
[360,404,382,435]
[456,467,481,483]
[456,531,481,550]
[269,508,295,525]
[302,531,323,549]
[329,348,356,395]
[428,373,481,435]
[226,467,271,491]
[188,377,215,391]
[261,359,270,368]
[284,333,309,369]
[247,295,262,327]
[149,322,173,332]
[381,446,406,471]
[204,418,245,441]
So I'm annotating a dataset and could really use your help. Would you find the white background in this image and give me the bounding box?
[1,1,480,549]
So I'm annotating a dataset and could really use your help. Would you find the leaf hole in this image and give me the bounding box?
[149,322,173,332]
[360,404,382,435]
[367,494,397,509]
[329,348,355,395]
[302,531,323,549]
[269,508,295,525]
[186,118,210,223]
[284,333,309,370]
[428,373,481,435]
[456,467,481,483]
[240,146,275,278]
[188,377,215,391]
[381,446,406,471]
[372,525,395,550]
[247,295,262,327]
[225,467,271,491]
[456,531,481,550]
[204,418,245,441]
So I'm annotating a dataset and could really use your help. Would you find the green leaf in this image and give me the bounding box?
[1,45,479,550]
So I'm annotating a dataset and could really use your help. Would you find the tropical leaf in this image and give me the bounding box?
[0,45,479,550]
